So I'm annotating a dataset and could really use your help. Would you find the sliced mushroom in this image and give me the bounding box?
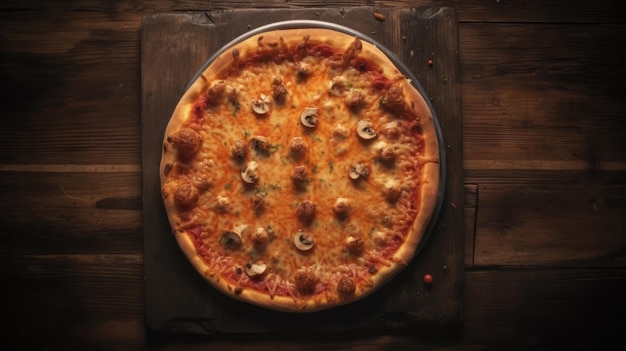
[293,230,315,251]
[349,163,369,180]
[219,231,242,250]
[345,236,364,255]
[250,135,270,153]
[251,94,271,115]
[300,107,319,128]
[356,119,377,140]
[241,161,259,184]
[329,76,348,96]
[244,261,267,277]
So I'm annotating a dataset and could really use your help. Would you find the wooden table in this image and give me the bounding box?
[1,1,624,349]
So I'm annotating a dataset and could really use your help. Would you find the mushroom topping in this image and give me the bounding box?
[356,119,377,140]
[250,135,270,153]
[337,275,357,295]
[230,139,247,160]
[333,197,351,217]
[244,261,267,277]
[293,230,314,251]
[349,163,369,180]
[241,161,259,184]
[300,107,319,128]
[345,236,365,255]
[252,226,269,247]
[219,231,242,250]
[297,200,317,223]
[251,94,271,115]
[329,76,348,96]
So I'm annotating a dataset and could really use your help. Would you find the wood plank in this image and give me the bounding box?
[0,10,141,165]
[2,9,624,168]
[0,172,142,255]
[2,253,625,349]
[474,184,626,267]
[141,7,464,334]
[460,24,626,171]
[464,184,477,266]
[464,268,626,349]
[0,254,144,350]
[464,169,626,186]
[1,0,624,24]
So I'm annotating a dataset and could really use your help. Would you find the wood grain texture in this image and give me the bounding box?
[474,184,625,267]
[464,184,477,266]
[2,253,624,349]
[141,7,463,334]
[2,3,624,167]
[1,0,624,23]
[1,0,625,348]
[0,171,142,255]
[461,24,626,169]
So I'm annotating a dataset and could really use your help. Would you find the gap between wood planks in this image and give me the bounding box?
[465,160,626,171]
[0,164,141,172]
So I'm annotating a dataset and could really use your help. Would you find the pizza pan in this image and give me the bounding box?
[185,19,447,259]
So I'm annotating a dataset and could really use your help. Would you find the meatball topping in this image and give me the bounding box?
[297,200,317,223]
[230,139,247,160]
[291,165,307,183]
[173,183,199,208]
[294,268,318,294]
[346,89,365,110]
[289,137,306,154]
[337,276,357,295]
[168,128,202,160]
[272,77,288,101]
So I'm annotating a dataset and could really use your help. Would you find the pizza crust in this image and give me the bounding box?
[160,26,441,312]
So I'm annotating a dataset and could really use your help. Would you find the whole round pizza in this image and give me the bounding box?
[160,21,442,312]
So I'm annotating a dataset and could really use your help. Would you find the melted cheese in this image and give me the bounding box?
[166,49,429,298]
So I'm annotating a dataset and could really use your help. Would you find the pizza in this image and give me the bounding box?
[159,24,440,312]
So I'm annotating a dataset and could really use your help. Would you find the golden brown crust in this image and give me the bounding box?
[160,26,440,313]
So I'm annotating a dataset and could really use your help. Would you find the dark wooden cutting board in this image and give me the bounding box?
[141,7,463,336]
